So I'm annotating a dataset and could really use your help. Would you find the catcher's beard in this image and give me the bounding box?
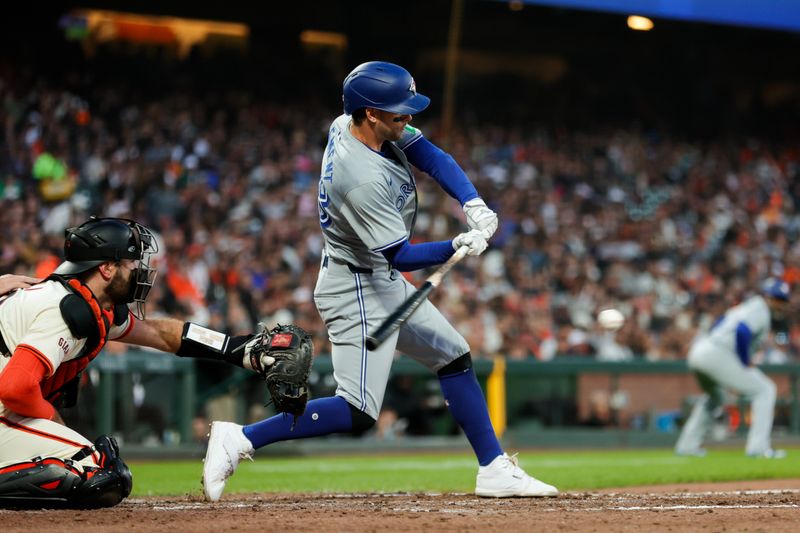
[107,267,136,305]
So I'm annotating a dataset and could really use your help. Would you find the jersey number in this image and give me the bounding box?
[318,128,336,228]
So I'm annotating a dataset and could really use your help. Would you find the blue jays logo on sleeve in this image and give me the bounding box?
[318,181,331,228]
[395,183,415,211]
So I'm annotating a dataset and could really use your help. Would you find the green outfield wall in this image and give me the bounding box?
[88,351,800,452]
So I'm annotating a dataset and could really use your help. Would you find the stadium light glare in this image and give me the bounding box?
[300,30,348,50]
[627,15,654,31]
[62,9,249,57]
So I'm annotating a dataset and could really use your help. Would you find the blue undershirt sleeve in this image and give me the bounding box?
[381,239,455,272]
[402,136,479,205]
[735,322,753,366]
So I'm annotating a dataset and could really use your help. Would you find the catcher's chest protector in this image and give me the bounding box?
[39,276,119,401]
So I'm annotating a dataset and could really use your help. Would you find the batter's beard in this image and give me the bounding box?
[107,269,134,305]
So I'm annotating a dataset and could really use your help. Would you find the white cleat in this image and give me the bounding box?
[475,453,558,498]
[202,421,255,501]
[747,448,787,459]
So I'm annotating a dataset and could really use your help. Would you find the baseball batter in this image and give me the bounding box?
[0,217,279,508]
[674,279,790,458]
[202,61,558,501]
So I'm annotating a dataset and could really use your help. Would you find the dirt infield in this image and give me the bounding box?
[2,479,798,532]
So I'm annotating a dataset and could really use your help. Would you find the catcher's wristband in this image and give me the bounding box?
[175,322,251,368]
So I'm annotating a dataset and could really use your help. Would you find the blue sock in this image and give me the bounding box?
[243,396,353,449]
[439,368,503,466]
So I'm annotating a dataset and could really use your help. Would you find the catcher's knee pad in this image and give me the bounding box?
[71,435,132,508]
[0,458,84,508]
[437,353,472,377]
[72,459,132,509]
[91,434,122,467]
[348,403,376,434]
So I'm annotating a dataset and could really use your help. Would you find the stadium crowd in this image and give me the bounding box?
[2,71,800,371]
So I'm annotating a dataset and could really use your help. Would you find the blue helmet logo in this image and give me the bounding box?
[342,61,431,115]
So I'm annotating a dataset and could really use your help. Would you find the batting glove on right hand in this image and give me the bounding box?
[452,229,488,256]
[463,198,498,240]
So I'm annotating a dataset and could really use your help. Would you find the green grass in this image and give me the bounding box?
[128,447,800,497]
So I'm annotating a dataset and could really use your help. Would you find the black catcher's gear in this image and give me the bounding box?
[249,324,314,419]
[0,435,132,509]
[54,217,158,319]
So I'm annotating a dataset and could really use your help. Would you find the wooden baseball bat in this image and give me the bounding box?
[366,246,469,351]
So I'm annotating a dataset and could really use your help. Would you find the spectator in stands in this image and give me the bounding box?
[1,64,799,365]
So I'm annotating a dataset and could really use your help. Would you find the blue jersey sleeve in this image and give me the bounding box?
[402,135,478,205]
[381,239,455,272]
[735,322,753,366]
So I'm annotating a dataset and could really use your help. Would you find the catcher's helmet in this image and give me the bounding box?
[762,278,791,301]
[342,61,430,116]
[54,217,159,319]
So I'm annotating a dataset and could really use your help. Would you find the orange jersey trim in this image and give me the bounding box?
[16,343,55,377]
[0,416,88,449]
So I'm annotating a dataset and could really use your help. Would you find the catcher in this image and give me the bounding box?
[0,217,311,508]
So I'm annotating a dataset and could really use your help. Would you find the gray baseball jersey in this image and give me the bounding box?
[314,114,468,418]
[319,114,421,271]
[675,295,778,455]
[702,296,770,355]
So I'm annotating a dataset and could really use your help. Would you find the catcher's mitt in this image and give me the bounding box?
[247,324,313,418]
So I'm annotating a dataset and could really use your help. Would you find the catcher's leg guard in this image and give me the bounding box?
[0,458,84,508]
[72,435,132,509]
[0,436,132,509]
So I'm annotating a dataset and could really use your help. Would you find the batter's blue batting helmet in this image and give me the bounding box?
[342,61,430,115]
[762,278,791,301]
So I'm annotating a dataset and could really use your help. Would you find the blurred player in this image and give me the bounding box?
[0,217,276,508]
[674,278,791,458]
[202,61,558,501]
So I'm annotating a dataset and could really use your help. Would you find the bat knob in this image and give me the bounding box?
[366,336,379,351]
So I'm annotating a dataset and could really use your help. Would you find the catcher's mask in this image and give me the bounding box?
[54,217,159,319]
